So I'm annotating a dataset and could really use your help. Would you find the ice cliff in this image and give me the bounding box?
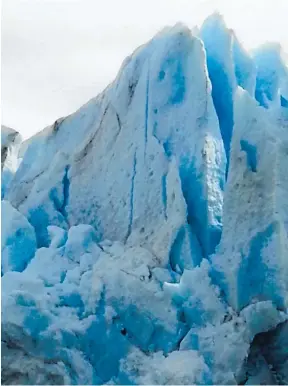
[1,13,288,385]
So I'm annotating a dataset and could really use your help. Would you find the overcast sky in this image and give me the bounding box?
[2,0,288,139]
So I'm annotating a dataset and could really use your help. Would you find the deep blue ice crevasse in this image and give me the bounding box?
[169,225,202,273]
[232,34,256,96]
[240,140,257,172]
[125,152,137,242]
[47,165,70,220]
[161,174,168,220]
[200,14,235,174]
[205,56,234,171]
[61,165,70,219]
[280,95,288,108]
[253,44,288,108]
[237,221,286,311]
[26,206,51,248]
[170,59,186,105]
[178,156,208,257]
[169,226,186,272]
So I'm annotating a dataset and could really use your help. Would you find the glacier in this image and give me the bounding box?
[1,12,288,385]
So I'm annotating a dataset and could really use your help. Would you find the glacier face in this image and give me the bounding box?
[2,13,288,385]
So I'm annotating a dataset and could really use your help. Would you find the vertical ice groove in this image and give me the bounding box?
[125,151,137,242]
[144,69,150,154]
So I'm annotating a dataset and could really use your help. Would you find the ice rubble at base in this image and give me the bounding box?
[2,12,288,385]
[2,221,287,385]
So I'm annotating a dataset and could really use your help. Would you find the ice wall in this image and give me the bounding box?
[2,12,288,386]
[213,89,288,312]
[7,24,226,261]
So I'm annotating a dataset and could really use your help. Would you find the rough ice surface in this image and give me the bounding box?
[253,43,288,109]
[2,12,288,385]
[213,89,288,313]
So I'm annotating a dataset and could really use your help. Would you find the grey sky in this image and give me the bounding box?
[2,0,288,139]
